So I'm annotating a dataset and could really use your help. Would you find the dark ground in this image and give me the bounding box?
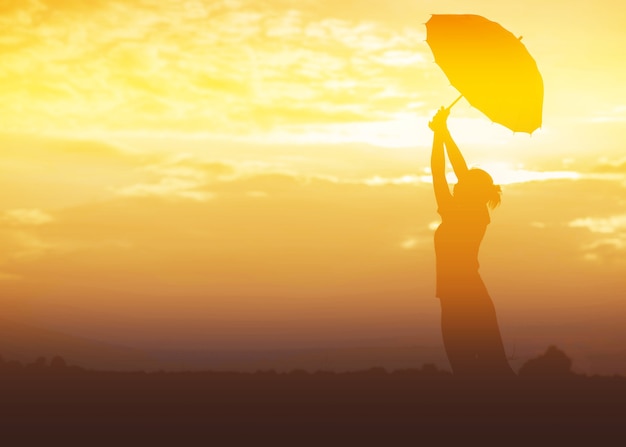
[1,349,625,446]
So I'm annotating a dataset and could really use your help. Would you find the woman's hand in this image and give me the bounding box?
[428,106,450,134]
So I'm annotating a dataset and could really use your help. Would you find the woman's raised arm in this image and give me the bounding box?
[443,129,468,181]
[429,107,452,209]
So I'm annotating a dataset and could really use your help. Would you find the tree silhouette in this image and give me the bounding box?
[518,346,573,377]
[50,356,68,371]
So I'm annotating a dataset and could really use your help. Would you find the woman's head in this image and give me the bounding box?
[453,168,501,209]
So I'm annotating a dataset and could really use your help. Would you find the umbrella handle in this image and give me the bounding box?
[446,94,463,111]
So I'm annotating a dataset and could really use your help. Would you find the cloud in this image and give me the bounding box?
[400,238,418,249]
[589,105,626,123]
[142,160,221,183]
[0,0,435,143]
[569,215,626,234]
[113,157,236,201]
[569,214,626,263]
[115,178,215,202]
[0,134,149,210]
[592,158,626,173]
[399,237,430,250]
[12,165,435,269]
[365,175,421,186]
[1,230,56,261]
[581,239,626,263]
[265,8,303,38]
[372,49,425,67]
[2,209,54,226]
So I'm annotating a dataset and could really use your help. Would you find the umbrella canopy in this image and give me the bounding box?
[426,14,543,133]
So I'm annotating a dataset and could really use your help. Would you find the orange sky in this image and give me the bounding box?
[0,0,625,373]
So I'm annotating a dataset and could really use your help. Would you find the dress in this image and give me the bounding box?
[433,200,514,377]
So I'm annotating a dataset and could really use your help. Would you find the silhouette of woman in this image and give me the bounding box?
[429,106,515,378]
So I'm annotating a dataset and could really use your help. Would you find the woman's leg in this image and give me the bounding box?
[440,291,515,377]
[440,297,480,376]
[470,294,516,377]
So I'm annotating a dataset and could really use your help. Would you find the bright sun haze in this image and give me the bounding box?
[0,0,625,374]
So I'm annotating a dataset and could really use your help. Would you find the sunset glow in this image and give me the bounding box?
[1,0,625,374]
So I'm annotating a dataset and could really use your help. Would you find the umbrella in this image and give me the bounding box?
[426,14,543,133]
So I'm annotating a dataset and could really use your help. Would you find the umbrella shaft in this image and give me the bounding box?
[446,94,463,111]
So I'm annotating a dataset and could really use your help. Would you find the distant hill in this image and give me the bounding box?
[0,318,160,371]
[147,344,450,372]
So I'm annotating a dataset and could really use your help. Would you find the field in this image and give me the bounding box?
[2,351,624,445]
